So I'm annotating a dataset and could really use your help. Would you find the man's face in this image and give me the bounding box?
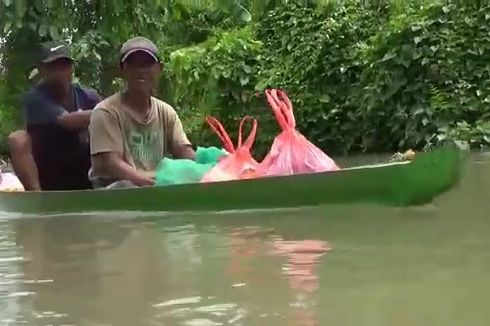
[41,58,73,88]
[122,51,161,96]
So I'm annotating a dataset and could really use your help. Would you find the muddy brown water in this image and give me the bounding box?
[0,153,489,325]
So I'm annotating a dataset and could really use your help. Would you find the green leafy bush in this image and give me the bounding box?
[353,3,490,152]
[252,1,490,154]
[256,1,386,154]
[165,26,266,152]
[2,1,490,157]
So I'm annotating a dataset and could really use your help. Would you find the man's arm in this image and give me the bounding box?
[173,144,196,160]
[92,152,154,186]
[57,88,103,130]
[23,89,92,130]
[57,110,92,130]
[167,109,196,160]
[89,109,154,187]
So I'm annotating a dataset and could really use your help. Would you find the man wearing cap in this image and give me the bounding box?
[89,37,195,188]
[8,41,102,191]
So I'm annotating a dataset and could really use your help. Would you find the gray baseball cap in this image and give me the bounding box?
[120,36,159,63]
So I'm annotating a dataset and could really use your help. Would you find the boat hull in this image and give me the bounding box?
[0,147,463,214]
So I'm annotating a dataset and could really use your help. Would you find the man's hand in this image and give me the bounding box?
[173,144,196,160]
[132,171,155,187]
[57,110,92,130]
[92,152,155,187]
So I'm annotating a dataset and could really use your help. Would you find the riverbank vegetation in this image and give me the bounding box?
[1,0,489,157]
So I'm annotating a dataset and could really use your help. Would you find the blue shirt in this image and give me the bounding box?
[22,82,102,190]
[23,82,100,124]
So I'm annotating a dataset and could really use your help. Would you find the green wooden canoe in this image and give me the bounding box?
[0,147,463,214]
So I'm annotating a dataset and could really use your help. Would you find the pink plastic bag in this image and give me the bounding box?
[258,89,340,176]
[201,116,260,183]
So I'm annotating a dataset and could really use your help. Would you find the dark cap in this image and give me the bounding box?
[120,36,159,63]
[39,41,73,64]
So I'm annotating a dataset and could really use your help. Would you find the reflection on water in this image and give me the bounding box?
[0,222,24,324]
[0,213,330,326]
[271,239,330,326]
[0,153,489,325]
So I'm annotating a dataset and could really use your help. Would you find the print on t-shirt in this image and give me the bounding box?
[127,128,162,164]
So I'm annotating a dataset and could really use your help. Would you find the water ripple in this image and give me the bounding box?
[0,221,27,323]
[151,296,250,325]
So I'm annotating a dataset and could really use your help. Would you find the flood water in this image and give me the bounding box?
[1,153,489,326]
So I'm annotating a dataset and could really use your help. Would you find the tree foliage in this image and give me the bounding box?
[1,0,490,156]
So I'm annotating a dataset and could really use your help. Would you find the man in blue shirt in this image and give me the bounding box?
[8,42,102,191]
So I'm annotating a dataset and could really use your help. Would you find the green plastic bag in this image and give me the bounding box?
[195,146,228,164]
[155,146,227,186]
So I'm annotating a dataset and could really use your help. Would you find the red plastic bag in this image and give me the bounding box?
[201,116,260,183]
[258,89,340,176]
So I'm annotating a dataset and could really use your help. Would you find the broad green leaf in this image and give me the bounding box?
[255,79,268,91]
[49,26,60,40]
[222,70,231,79]
[242,65,251,74]
[38,23,47,37]
[379,51,397,63]
[239,9,252,22]
[411,25,422,32]
[28,68,39,80]
[3,21,12,33]
[319,94,330,103]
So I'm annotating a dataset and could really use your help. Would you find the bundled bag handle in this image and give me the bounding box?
[206,116,235,153]
[237,116,258,151]
[265,89,296,130]
[206,116,258,153]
